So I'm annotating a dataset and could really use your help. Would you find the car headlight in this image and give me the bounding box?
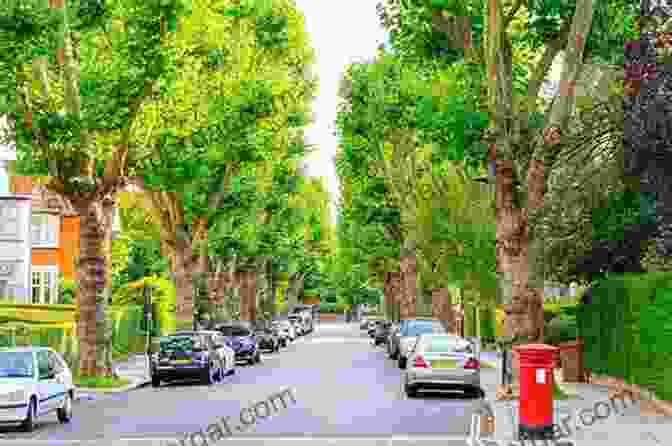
[8,390,26,402]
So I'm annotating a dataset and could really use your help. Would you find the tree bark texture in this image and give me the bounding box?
[73,199,107,377]
[173,237,195,330]
[432,287,458,334]
[238,271,257,322]
[399,253,417,320]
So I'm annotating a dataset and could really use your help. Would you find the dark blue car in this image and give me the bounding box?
[214,322,261,365]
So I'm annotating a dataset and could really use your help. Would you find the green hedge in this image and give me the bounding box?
[319,302,337,313]
[545,315,578,345]
[479,307,496,341]
[579,272,672,401]
[543,303,579,323]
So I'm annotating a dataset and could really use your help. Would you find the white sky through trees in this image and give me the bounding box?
[294,0,386,223]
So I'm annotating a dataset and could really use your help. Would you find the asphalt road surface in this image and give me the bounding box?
[0,321,492,446]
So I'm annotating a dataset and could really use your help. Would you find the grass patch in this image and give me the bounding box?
[480,360,496,369]
[553,381,570,400]
[74,376,130,388]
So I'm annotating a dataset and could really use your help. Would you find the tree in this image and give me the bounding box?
[0,0,188,376]
[376,0,636,340]
[133,0,317,328]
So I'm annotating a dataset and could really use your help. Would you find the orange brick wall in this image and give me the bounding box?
[32,249,58,266]
[58,216,80,280]
[9,175,32,194]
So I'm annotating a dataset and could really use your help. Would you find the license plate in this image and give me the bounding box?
[431,359,458,368]
[171,359,192,365]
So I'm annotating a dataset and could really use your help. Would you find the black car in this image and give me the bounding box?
[150,331,231,387]
[373,321,393,346]
[253,321,280,352]
[214,322,261,365]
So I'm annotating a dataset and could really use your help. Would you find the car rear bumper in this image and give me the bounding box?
[235,350,256,361]
[153,364,208,380]
[406,370,480,389]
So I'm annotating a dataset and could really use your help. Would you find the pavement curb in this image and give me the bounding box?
[75,377,150,397]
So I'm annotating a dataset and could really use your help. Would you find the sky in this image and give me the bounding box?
[293,0,387,223]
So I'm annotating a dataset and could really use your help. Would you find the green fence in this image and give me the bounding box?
[0,304,173,373]
[578,272,672,401]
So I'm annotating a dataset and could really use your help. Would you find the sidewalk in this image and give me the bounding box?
[480,354,672,445]
[76,354,150,400]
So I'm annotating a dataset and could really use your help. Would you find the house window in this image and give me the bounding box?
[31,214,57,247]
[0,202,18,235]
[31,267,58,304]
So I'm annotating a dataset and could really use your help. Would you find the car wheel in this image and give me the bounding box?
[57,392,73,423]
[21,397,37,432]
[390,347,398,360]
[202,362,216,385]
[404,384,417,398]
[255,351,262,363]
[151,375,161,388]
[398,356,407,369]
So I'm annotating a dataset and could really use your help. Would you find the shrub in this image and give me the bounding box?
[58,276,77,304]
[335,302,349,313]
[479,307,496,342]
[319,302,337,313]
[544,316,578,345]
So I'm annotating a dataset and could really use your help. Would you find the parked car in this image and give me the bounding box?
[272,320,296,342]
[403,334,481,398]
[367,319,383,337]
[150,331,235,388]
[214,322,261,365]
[288,315,307,335]
[387,318,448,369]
[0,347,74,432]
[373,321,394,346]
[252,322,281,353]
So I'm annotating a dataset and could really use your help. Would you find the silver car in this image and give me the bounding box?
[403,334,481,398]
[272,320,296,341]
[390,319,448,368]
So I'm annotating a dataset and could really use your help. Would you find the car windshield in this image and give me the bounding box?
[424,337,472,353]
[160,336,204,353]
[0,351,34,378]
[403,321,444,337]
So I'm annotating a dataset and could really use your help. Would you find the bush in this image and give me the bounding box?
[479,307,496,342]
[319,302,337,313]
[58,276,77,304]
[544,316,578,345]
[335,302,349,313]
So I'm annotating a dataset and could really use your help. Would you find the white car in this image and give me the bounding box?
[0,347,74,432]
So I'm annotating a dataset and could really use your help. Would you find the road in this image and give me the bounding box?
[0,321,494,446]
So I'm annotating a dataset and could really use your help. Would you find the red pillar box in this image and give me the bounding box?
[513,343,559,441]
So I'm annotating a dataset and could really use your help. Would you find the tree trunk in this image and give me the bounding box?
[432,287,457,334]
[399,240,417,320]
[496,157,542,340]
[285,271,304,308]
[384,271,397,320]
[73,198,107,377]
[99,197,116,377]
[173,236,195,330]
[239,270,257,322]
[256,257,273,320]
